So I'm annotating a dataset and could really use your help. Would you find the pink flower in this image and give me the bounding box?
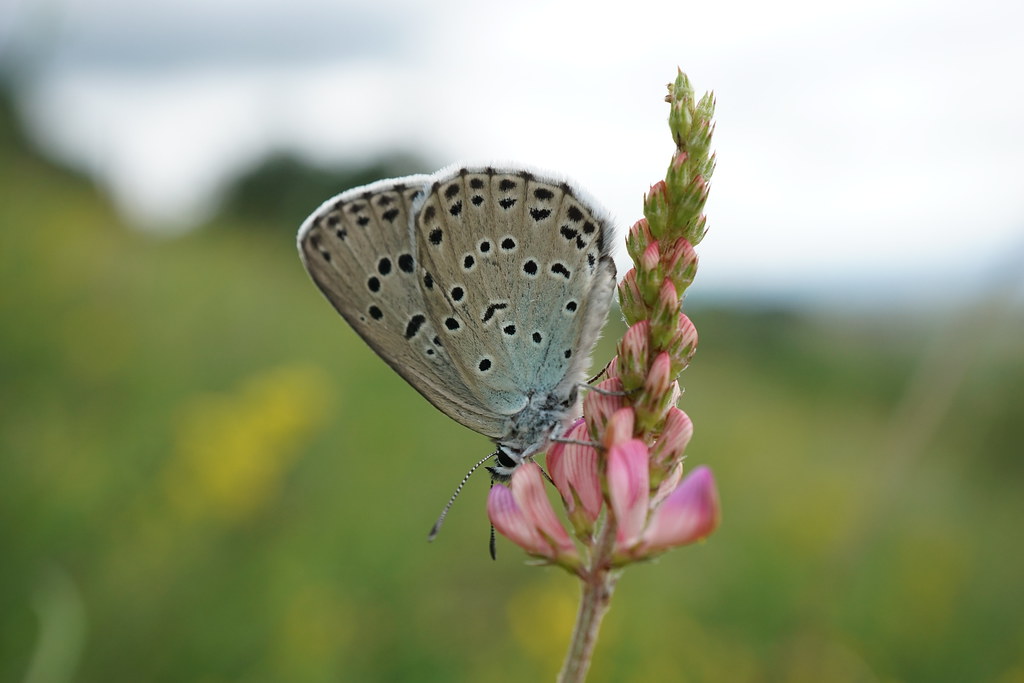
[650,407,693,470]
[644,352,673,398]
[617,269,646,323]
[677,313,698,348]
[488,463,578,565]
[646,180,669,209]
[638,466,720,555]
[651,280,682,338]
[607,439,650,549]
[583,377,625,436]
[650,461,683,508]
[669,313,698,365]
[640,242,660,271]
[607,440,720,560]
[547,419,602,529]
[627,218,655,255]
[603,407,635,448]
[616,321,650,389]
[664,237,698,285]
[644,181,670,234]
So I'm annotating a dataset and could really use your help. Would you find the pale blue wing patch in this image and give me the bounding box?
[412,166,617,435]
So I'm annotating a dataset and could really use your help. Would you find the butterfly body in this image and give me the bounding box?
[298,165,616,477]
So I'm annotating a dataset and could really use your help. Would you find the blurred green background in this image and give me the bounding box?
[2,80,1023,683]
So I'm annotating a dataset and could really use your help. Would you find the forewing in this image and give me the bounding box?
[297,175,507,438]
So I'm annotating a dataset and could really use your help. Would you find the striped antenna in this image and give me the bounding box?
[427,450,497,542]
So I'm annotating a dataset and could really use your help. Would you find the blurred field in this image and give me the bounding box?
[2,100,1023,683]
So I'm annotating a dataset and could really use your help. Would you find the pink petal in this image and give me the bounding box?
[650,407,693,467]
[583,377,625,436]
[664,237,698,279]
[644,351,673,398]
[547,420,602,521]
[657,280,679,316]
[487,483,549,556]
[510,463,575,555]
[603,407,635,448]
[647,180,668,202]
[674,313,698,360]
[650,461,683,508]
[640,242,660,271]
[617,321,650,385]
[639,465,720,554]
[546,430,573,504]
[607,439,650,548]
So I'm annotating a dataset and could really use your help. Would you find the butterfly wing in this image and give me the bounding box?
[297,175,509,438]
[412,166,617,431]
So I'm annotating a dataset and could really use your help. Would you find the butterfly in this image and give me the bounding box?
[297,164,616,531]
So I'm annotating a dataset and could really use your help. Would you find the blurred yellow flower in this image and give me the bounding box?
[165,364,333,523]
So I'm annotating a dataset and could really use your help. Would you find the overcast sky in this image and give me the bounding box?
[4,0,1023,306]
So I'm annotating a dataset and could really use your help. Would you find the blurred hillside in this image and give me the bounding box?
[1,84,1023,683]
[217,151,426,232]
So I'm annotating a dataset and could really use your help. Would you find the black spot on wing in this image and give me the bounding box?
[482,302,508,323]
[405,314,426,339]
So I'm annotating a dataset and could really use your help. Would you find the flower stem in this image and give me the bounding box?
[558,517,620,683]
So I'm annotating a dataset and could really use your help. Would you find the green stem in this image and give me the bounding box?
[557,517,620,683]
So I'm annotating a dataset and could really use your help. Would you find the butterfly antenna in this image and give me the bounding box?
[428,450,496,542]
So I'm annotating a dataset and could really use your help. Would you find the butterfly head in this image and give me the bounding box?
[485,445,528,483]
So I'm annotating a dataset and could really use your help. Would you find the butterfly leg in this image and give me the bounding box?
[576,382,630,397]
[549,435,604,450]
[489,482,498,560]
[586,359,612,384]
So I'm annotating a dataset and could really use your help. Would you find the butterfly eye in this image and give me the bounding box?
[495,449,518,470]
